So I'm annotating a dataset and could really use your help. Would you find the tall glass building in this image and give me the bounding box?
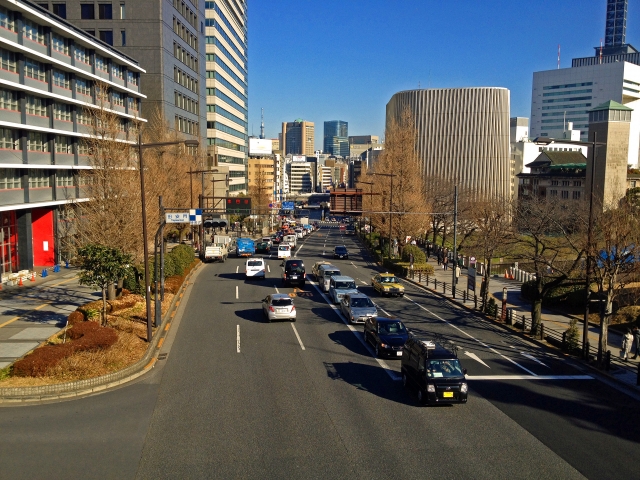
[324,120,348,157]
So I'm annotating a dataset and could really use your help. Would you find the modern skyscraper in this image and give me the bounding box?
[281,120,314,156]
[323,120,348,157]
[386,88,511,199]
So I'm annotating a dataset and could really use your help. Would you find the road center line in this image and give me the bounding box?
[403,295,538,376]
[236,325,240,353]
[274,286,279,293]
[291,323,306,350]
[235,285,239,299]
[267,265,270,273]
[236,266,239,274]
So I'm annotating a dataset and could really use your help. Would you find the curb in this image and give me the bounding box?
[0,261,202,404]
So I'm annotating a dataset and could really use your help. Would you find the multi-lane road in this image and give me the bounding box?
[0,225,639,479]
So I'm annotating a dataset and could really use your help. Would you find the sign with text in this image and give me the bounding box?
[166,212,190,223]
[226,197,251,214]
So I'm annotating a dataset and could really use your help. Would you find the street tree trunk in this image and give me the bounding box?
[530,275,544,334]
[481,258,492,312]
[101,285,108,326]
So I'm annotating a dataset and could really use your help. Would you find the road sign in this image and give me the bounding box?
[165,212,189,223]
[282,201,295,211]
[226,197,251,214]
[189,208,202,225]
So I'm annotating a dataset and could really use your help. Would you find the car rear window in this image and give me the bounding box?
[335,281,356,289]
[272,298,293,306]
[248,260,262,266]
[279,245,290,251]
[335,247,347,253]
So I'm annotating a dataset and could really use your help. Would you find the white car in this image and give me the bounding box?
[277,244,292,259]
[245,258,266,279]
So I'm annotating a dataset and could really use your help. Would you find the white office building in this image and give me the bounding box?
[530,61,640,167]
[287,161,313,194]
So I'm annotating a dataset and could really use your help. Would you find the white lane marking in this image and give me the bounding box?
[350,261,357,268]
[308,280,400,381]
[403,295,538,376]
[521,352,550,368]
[274,286,280,293]
[291,323,306,350]
[236,266,239,274]
[267,265,271,273]
[236,286,239,299]
[373,302,391,317]
[237,325,240,353]
[466,375,593,381]
[464,351,490,368]
[359,280,367,285]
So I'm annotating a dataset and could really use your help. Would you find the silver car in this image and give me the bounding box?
[340,293,378,324]
[262,294,296,322]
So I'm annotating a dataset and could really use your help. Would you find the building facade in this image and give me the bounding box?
[287,160,313,194]
[517,151,587,201]
[387,87,511,199]
[323,120,348,157]
[281,119,314,156]
[0,0,146,273]
[247,156,275,203]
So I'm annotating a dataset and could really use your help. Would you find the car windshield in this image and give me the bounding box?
[381,276,398,284]
[351,297,374,308]
[272,298,293,307]
[335,247,347,253]
[336,281,356,289]
[426,359,465,378]
[248,261,262,267]
[378,321,406,335]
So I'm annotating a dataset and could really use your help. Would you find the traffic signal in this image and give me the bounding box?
[225,197,251,214]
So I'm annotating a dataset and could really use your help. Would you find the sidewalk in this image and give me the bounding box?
[409,252,640,389]
[0,266,98,370]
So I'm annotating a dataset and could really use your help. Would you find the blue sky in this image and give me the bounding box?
[247,0,640,149]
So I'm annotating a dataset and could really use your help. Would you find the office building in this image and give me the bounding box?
[60,0,249,191]
[517,151,587,201]
[281,119,314,156]
[287,160,313,194]
[349,135,382,159]
[386,88,511,199]
[0,0,146,272]
[323,120,348,157]
[247,157,275,203]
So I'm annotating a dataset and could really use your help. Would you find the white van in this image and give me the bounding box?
[278,244,291,259]
[284,234,297,248]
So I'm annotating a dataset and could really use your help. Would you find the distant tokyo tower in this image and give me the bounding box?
[260,108,265,139]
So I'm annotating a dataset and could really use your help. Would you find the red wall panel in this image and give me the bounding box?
[32,208,55,267]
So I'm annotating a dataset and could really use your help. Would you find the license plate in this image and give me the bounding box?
[277,308,287,313]
[442,392,454,398]
[396,351,403,357]
[291,275,297,279]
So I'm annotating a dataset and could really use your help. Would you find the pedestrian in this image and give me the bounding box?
[632,326,640,359]
[621,328,633,361]
[455,265,461,280]
[437,251,442,266]
[443,254,449,271]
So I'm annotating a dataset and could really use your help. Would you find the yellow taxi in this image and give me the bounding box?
[371,273,405,297]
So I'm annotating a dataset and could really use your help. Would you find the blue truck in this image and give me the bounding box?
[236,238,256,257]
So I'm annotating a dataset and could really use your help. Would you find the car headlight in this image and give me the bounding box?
[379,343,387,348]
[427,384,436,393]
[460,383,468,394]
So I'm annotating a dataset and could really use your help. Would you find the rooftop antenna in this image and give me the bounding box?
[418,80,421,89]
[599,38,603,64]
[260,108,265,139]
[557,44,560,69]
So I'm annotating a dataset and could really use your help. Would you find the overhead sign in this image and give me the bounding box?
[189,208,202,226]
[226,197,251,214]
[282,201,295,210]
[165,212,190,223]
[249,138,273,156]
[292,155,306,162]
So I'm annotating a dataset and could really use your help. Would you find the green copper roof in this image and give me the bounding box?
[549,163,586,170]
[588,100,633,112]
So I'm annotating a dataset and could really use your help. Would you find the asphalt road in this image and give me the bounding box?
[0,226,638,479]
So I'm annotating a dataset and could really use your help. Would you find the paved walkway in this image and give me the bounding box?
[410,252,640,389]
[0,267,98,370]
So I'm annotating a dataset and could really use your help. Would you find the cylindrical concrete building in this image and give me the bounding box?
[386,87,511,199]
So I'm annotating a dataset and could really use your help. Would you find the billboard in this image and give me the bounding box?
[292,155,306,162]
[249,138,273,156]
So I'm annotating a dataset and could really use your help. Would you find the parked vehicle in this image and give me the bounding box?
[333,246,349,260]
[329,275,358,304]
[277,244,291,259]
[401,334,468,405]
[364,317,409,358]
[282,259,306,287]
[372,273,405,297]
[203,243,228,263]
[245,258,266,279]
[262,294,296,322]
[340,293,377,324]
[318,264,341,292]
[236,238,255,257]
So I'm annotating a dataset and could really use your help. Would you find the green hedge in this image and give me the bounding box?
[382,259,434,277]
[401,245,426,264]
[521,279,585,307]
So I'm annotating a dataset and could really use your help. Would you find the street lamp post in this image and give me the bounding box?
[138,135,199,342]
[359,180,374,246]
[367,172,396,261]
[533,135,604,359]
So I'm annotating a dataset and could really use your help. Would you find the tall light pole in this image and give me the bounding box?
[359,180,374,246]
[138,135,199,341]
[367,172,396,260]
[451,185,458,298]
[534,135,604,359]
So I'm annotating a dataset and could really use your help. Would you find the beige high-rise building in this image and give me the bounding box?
[247,157,276,202]
[282,120,315,155]
[586,101,632,209]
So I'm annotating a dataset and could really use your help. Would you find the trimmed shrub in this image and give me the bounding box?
[521,279,585,308]
[67,320,100,340]
[163,254,178,278]
[401,245,426,264]
[123,265,144,295]
[67,311,85,326]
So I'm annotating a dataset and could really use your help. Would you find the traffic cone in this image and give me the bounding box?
[31,271,35,282]
[18,276,23,287]
[505,270,509,279]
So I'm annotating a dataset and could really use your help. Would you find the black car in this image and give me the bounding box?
[282,259,306,287]
[256,242,270,254]
[401,334,468,405]
[363,317,408,358]
[333,246,349,259]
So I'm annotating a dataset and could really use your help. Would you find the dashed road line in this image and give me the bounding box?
[235,286,239,299]
[236,325,241,353]
[291,323,305,350]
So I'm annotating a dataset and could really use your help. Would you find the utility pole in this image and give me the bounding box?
[451,185,458,298]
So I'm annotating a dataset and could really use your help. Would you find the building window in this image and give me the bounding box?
[0,168,21,189]
[76,77,91,96]
[561,190,569,199]
[127,70,138,86]
[127,96,138,111]
[76,111,91,125]
[95,55,108,72]
[562,180,570,186]
[111,91,124,106]
[74,45,89,64]
[572,191,581,200]
[0,48,16,73]
[29,169,50,187]
[0,128,19,150]
[56,170,74,186]
[85,29,95,36]
[81,3,95,19]
[54,102,72,121]
[573,180,582,187]
[112,63,123,79]
[0,89,18,111]
[98,3,112,19]
[27,132,49,152]
[55,135,72,154]
[23,18,46,44]
[52,34,70,55]
[551,180,559,186]
[0,6,16,32]
[52,3,67,18]
[99,30,113,45]
[120,2,125,18]
[52,69,70,89]
[26,95,48,116]
[120,29,126,45]
[24,58,46,82]
[549,190,557,197]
